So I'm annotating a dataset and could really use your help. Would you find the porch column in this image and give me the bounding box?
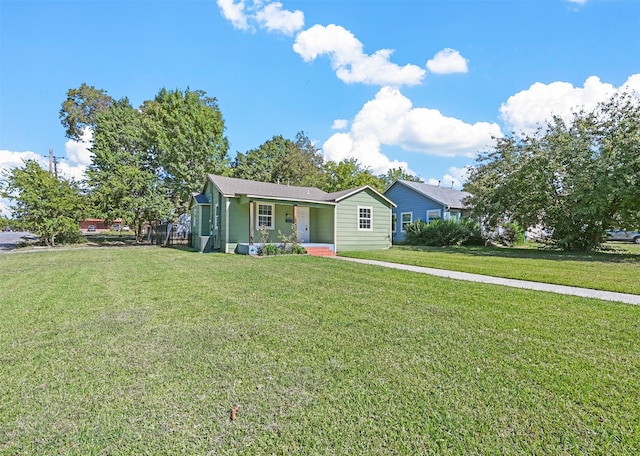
[249,200,254,244]
[293,204,298,226]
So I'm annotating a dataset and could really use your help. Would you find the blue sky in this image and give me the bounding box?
[1,0,639,214]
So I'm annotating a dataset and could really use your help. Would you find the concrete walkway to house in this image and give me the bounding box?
[336,256,640,306]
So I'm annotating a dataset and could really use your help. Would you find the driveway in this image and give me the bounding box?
[0,231,37,253]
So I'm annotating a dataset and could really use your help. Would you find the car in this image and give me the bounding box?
[87,225,96,232]
[2,226,11,232]
[606,229,640,244]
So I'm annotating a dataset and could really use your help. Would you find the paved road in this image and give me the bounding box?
[0,231,37,253]
[337,256,640,306]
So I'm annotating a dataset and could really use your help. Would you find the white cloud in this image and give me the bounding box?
[322,87,501,175]
[217,0,303,35]
[567,0,587,5]
[255,1,304,36]
[426,48,468,74]
[499,74,640,135]
[293,24,425,87]
[65,127,93,167]
[331,119,348,130]
[217,0,249,31]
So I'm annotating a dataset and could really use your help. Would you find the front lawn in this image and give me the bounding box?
[1,248,638,454]
[339,244,640,295]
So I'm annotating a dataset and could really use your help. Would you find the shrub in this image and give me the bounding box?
[404,219,482,247]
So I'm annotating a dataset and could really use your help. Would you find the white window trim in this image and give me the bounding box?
[427,209,441,223]
[391,213,397,233]
[400,212,412,232]
[257,203,275,230]
[214,204,220,229]
[358,206,373,231]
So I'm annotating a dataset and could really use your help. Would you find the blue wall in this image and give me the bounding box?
[385,183,444,243]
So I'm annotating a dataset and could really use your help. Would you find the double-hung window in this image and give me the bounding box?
[401,212,412,232]
[257,203,274,229]
[358,206,372,231]
[391,213,397,233]
[427,209,441,223]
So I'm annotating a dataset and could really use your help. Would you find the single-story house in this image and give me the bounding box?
[189,174,396,255]
[384,180,471,243]
[79,218,123,233]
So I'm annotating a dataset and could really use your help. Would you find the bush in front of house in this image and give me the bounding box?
[404,219,483,247]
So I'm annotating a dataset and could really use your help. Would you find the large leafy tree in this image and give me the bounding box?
[233,131,324,187]
[379,167,423,190]
[1,160,86,246]
[320,158,384,193]
[465,92,640,251]
[142,88,229,211]
[59,83,113,140]
[86,98,173,242]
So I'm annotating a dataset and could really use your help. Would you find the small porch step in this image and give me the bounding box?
[305,246,336,257]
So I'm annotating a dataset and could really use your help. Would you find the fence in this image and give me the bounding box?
[147,223,192,248]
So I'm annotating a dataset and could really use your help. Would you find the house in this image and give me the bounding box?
[384,180,471,243]
[79,218,123,233]
[189,174,396,255]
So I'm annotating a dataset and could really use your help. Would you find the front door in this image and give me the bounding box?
[296,207,310,243]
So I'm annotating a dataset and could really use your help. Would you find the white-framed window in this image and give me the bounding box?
[427,209,441,223]
[215,204,220,229]
[358,206,372,231]
[257,203,274,229]
[401,212,412,232]
[391,213,397,233]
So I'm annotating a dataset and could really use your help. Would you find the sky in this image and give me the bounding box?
[1,0,639,216]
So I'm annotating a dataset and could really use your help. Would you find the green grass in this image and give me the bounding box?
[1,248,639,454]
[339,244,640,295]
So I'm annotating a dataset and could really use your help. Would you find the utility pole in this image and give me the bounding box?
[47,149,64,178]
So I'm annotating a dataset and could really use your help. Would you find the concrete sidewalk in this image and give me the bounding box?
[336,257,640,306]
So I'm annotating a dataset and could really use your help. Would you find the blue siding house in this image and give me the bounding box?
[384,180,472,243]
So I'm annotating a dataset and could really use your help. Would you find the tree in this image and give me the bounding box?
[86,98,173,242]
[379,167,423,190]
[232,132,324,187]
[464,92,640,251]
[142,88,229,211]
[1,160,86,246]
[59,83,113,140]
[320,158,384,193]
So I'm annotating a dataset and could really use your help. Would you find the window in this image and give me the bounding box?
[391,213,397,233]
[215,204,220,229]
[358,206,372,231]
[257,203,274,229]
[427,209,441,222]
[401,212,412,232]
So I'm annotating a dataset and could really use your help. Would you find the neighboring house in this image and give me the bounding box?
[189,174,396,254]
[79,218,122,233]
[384,180,471,243]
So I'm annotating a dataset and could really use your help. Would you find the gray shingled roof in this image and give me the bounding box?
[207,174,331,203]
[204,175,395,206]
[395,180,471,209]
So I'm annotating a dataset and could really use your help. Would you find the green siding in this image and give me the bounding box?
[200,206,210,235]
[312,207,334,243]
[335,189,392,252]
